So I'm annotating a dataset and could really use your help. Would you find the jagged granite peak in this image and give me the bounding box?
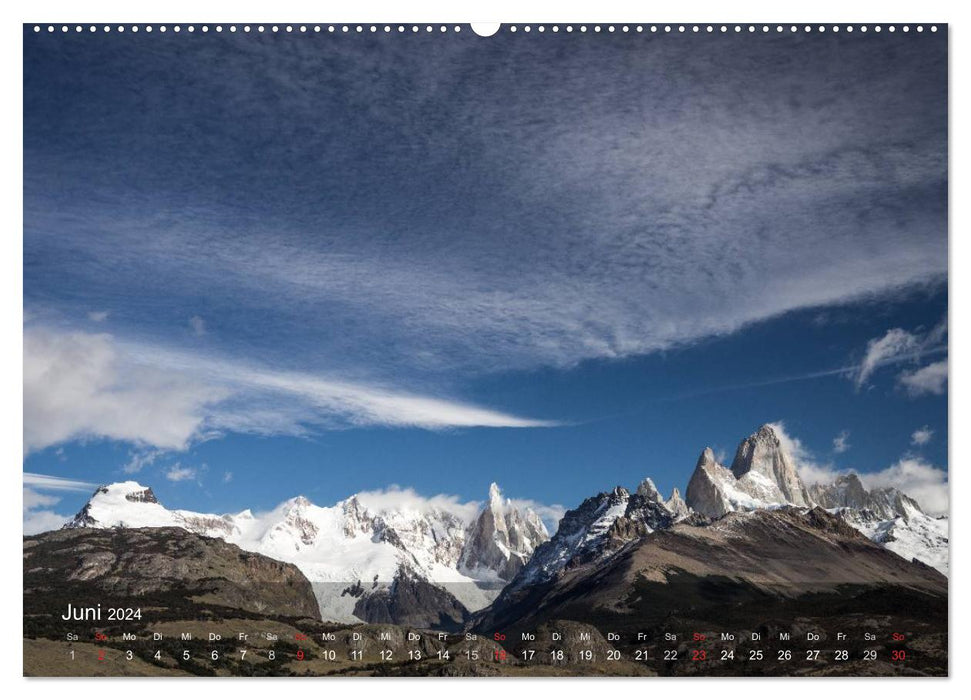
[635,477,663,502]
[685,426,813,518]
[731,424,812,506]
[458,483,549,581]
[809,473,922,521]
[623,484,675,533]
[684,449,739,518]
[507,487,631,591]
[508,478,686,592]
[664,487,691,521]
[680,427,948,574]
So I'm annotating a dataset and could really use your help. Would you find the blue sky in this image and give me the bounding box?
[23,27,948,531]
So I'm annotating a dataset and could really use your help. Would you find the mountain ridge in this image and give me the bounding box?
[62,480,549,627]
[682,424,948,574]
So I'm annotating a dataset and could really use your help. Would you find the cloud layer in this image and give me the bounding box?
[24,32,947,385]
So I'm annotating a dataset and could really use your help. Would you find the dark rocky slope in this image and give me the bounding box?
[24,527,321,621]
[474,507,947,636]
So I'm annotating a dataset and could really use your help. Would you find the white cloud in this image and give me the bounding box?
[23,487,71,535]
[164,464,197,482]
[769,423,948,516]
[766,421,843,485]
[832,430,851,454]
[899,360,947,397]
[853,321,947,390]
[912,426,934,446]
[508,498,566,533]
[23,472,96,492]
[24,326,224,453]
[859,457,948,516]
[353,486,482,524]
[87,310,109,322]
[24,509,72,535]
[22,475,93,535]
[25,39,948,387]
[23,324,554,454]
[122,448,166,474]
[855,328,921,388]
[222,471,233,483]
[24,487,60,510]
[189,316,206,336]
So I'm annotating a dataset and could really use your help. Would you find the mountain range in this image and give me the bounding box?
[56,424,948,628]
[684,424,948,574]
[64,480,547,629]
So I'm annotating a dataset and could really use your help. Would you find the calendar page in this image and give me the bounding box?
[22,21,948,678]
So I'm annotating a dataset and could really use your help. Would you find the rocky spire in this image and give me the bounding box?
[684,447,737,518]
[635,477,663,502]
[730,424,812,507]
[665,487,691,521]
[809,473,925,521]
[458,483,549,581]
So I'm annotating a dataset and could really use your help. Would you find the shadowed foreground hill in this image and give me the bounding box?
[24,527,321,621]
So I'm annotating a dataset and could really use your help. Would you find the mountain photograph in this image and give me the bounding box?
[24,424,948,676]
[22,22,947,679]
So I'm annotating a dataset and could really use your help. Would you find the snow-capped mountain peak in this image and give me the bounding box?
[507,477,687,592]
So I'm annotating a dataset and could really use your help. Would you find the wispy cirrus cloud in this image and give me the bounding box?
[853,321,947,391]
[23,472,96,492]
[855,329,923,388]
[122,448,167,474]
[23,324,556,454]
[24,32,946,384]
[23,473,96,536]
